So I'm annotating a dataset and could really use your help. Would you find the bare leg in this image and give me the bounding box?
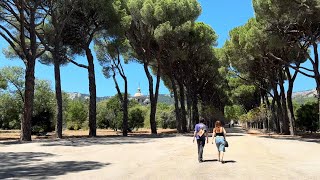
[218,151,220,162]
[221,152,224,163]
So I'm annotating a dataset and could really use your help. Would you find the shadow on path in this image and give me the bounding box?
[39,134,179,147]
[202,159,236,164]
[0,152,108,179]
[203,159,218,162]
[223,160,237,164]
[0,134,179,147]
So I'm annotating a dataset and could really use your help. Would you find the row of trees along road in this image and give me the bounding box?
[0,0,227,141]
[1,0,319,140]
[221,0,320,135]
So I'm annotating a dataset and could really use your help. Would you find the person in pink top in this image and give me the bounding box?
[192,118,208,163]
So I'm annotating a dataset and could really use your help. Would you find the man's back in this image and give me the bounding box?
[195,123,207,139]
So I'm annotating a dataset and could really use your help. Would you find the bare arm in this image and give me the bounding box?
[223,127,227,139]
[212,128,215,144]
[193,130,196,143]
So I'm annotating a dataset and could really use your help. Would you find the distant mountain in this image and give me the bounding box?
[66,92,175,105]
[292,89,317,104]
[66,89,317,105]
[292,89,317,98]
[157,94,175,105]
[66,92,111,102]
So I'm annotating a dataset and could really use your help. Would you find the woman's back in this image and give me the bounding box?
[214,127,224,136]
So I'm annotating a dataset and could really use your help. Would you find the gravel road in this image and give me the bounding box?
[1,127,319,180]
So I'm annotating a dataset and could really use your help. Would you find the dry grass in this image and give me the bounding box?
[246,128,320,139]
[0,128,178,141]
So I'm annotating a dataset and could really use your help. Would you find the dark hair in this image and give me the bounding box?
[199,117,205,123]
[214,120,222,132]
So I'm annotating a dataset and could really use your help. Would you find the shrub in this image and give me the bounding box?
[128,106,145,130]
[31,109,54,135]
[296,102,318,132]
[66,99,88,130]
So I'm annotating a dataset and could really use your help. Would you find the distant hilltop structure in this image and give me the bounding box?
[131,87,150,105]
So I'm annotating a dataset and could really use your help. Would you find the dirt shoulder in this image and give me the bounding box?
[0,128,178,141]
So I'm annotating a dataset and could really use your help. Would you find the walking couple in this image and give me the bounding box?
[192,118,227,163]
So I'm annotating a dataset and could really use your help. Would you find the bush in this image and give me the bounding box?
[296,102,318,132]
[32,80,55,134]
[66,121,82,130]
[159,110,176,129]
[31,109,54,135]
[66,99,88,130]
[0,93,22,129]
[97,100,109,129]
[128,106,145,130]
[155,103,176,129]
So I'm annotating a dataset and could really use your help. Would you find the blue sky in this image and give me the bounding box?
[0,0,316,97]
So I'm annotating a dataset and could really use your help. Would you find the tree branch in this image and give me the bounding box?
[66,57,88,69]
[229,69,274,98]
[112,65,124,103]
[0,31,26,62]
[267,52,315,78]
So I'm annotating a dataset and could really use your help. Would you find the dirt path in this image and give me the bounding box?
[1,127,320,180]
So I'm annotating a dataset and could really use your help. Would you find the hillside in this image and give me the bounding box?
[292,89,317,104]
[66,89,317,105]
[66,92,175,105]
[292,89,316,98]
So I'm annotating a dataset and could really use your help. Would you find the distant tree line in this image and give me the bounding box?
[0,67,175,133]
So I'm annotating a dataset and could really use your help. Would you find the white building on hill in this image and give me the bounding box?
[132,87,150,105]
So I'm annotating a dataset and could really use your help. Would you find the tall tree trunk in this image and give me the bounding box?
[317,87,320,131]
[153,67,161,134]
[180,84,188,132]
[86,47,96,137]
[186,88,192,131]
[312,42,320,131]
[261,93,267,130]
[192,93,199,127]
[21,59,36,141]
[112,49,129,136]
[112,68,128,136]
[285,66,297,135]
[279,73,290,135]
[265,93,271,131]
[171,77,181,132]
[272,87,281,133]
[178,83,187,132]
[54,55,63,138]
[21,4,37,141]
[143,62,159,134]
[123,77,128,136]
[275,93,283,133]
